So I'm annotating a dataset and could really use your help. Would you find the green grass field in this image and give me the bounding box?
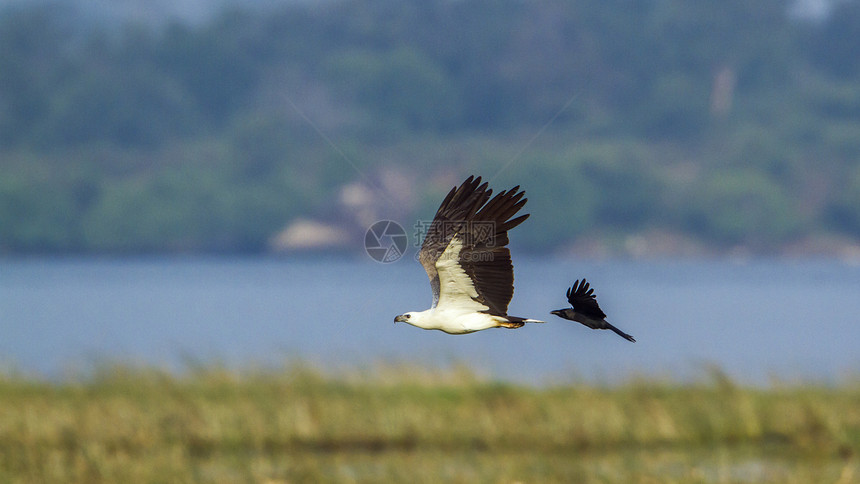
[1,365,858,483]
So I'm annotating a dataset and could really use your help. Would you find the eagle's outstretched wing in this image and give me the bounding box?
[417,176,528,315]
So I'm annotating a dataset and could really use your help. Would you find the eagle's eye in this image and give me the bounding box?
[405,314,411,319]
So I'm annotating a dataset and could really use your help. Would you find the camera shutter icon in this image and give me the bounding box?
[365,220,407,263]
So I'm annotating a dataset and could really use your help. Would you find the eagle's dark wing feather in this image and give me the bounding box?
[457,185,528,316]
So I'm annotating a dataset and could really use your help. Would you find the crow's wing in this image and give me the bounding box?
[565,279,606,319]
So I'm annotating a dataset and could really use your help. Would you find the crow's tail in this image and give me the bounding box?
[606,322,636,342]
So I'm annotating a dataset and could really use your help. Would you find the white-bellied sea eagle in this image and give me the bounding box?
[393,175,544,334]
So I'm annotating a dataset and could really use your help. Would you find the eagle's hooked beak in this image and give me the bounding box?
[394,314,407,324]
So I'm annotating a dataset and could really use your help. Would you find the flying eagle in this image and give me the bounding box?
[394,175,544,334]
[551,279,635,342]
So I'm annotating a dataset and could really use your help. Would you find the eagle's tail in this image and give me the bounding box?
[500,316,545,329]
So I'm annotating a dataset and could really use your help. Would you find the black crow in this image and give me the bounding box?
[551,279,635,342]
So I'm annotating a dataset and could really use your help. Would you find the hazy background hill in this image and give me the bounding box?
[2,0,859,256]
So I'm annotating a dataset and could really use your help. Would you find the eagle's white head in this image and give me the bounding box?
[393,311,434,329]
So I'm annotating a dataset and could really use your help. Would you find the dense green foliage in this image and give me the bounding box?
[0,364,858,482]
[2,0,860,253]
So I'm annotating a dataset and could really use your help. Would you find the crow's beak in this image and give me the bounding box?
[550,309,564,316]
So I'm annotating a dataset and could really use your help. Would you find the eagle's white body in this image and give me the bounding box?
[403,309,506,334]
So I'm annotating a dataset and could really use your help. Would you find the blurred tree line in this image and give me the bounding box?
[1,0,859,254]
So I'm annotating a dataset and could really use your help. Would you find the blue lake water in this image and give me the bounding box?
[2,256,859,384]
